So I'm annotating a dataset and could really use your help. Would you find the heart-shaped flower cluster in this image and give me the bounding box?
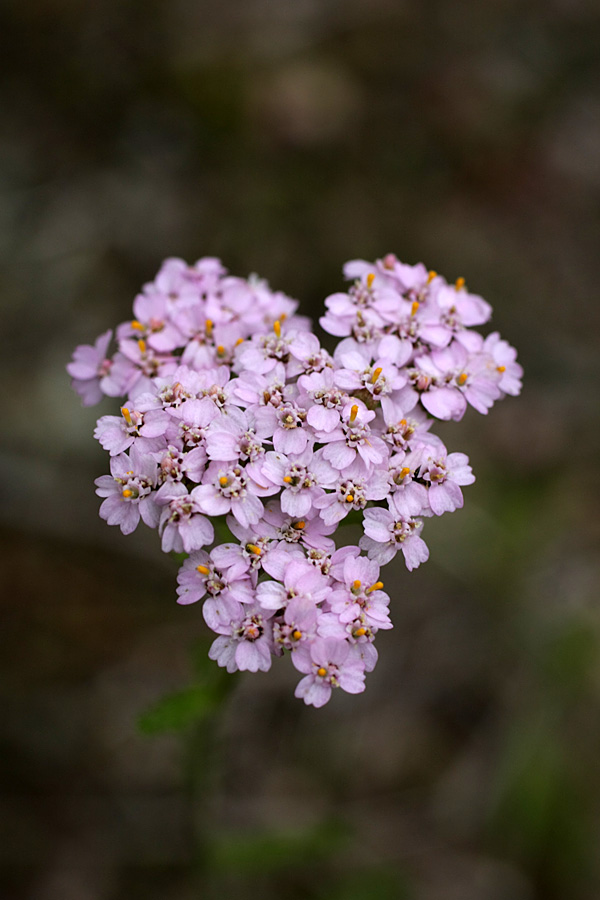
[68,254,522,707]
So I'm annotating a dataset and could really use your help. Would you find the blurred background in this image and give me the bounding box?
[1,1,600,898]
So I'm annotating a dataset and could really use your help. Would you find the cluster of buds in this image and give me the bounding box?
[68,255,521,707]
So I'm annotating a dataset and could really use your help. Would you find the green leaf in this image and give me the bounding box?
[207,819,350,875]
[137,684,220,735]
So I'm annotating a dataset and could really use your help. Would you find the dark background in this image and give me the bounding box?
[1,1,600,898]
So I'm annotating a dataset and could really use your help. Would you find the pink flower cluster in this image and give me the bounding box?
[68,254,521,707]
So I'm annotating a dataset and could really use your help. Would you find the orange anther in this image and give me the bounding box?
[366,581,384,594]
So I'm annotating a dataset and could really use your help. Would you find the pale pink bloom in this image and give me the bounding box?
[231,363,293,409]
[94,447,159,534]
[164,398,219,452]
[133,366,205,411]
[176,551,254,606]
[155,482,214,553]
[67,329,113,406]
[327,553,392,628]
[212,516,304,581]
[253,401,310,455]
[298,368,349,433]
[208,602,275,673]
[256,559,330,611]
[360,498,430,569]
[318,399,388,471]
[292,637,366,707]
[288,331,334,375]
[333,340,407,398]
[116,293,183,352]
[261,501,337,551]
[314,470,389,525]
[379,400,443,453]
[94,406,168,456]
[273,597,319,652]
[261,447,337,518]
[205,410,272,464]
[483,332,523,396]
[194,462,268,528]
[234,326,304,378]
[420,451,475,515]
[316,613,380,672]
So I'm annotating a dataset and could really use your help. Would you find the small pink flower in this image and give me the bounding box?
[292,638,366,707]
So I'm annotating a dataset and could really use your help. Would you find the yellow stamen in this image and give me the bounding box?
[273,319,281,337]
[457,372,468,386]
[366,581,384,594]
[196,564,210,575]
[280,312,287,322]
[352,579,362,591]
[283,476,293,483]
[497,365,506,373]
[246,544,262,556]
[411,300,420,316]
[427,270,437,283]
[137,339,146,354]
[235,337,244,346]
[293,520,306,530]
[400,418,407,426]
[131,320,144,331]
[216,344,226,356]
[205,319,213,337]
[121,407,132,425]
[122,489,133,498]
[400,467,410,479]
[219,476,229,487]
[455,276,466,290]
[371,366,383,384]
[349,404,359,424]
[354,627,367,637]
[346,494,354,503]
[292,629,302,640]
[366,272,375,288]
[317,667,327,677]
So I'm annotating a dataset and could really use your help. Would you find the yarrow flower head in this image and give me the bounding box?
[69,254,522,707]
